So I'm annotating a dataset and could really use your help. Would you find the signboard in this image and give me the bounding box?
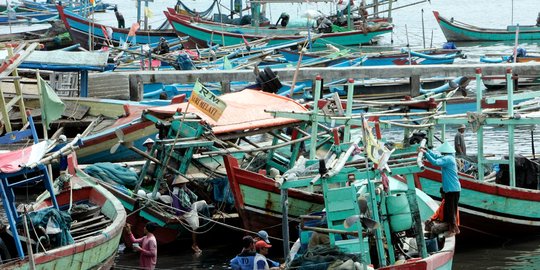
[189,80,227,121]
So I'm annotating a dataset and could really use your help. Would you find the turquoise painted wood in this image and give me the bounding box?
[434,11,540,41]
[418,171,540,220]
[166,12,392,47]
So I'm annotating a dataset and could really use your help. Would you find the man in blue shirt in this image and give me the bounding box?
[230,236,256,270]
[420,141,461,236]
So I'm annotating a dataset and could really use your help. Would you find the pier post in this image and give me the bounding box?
[409,75,420,97]
[309,76,322,160]
[506,68,516,187]
[281,188,290,260]
[343,78,354,143]
[475,68,485,181]
[129,74,143,101]
[221,81,231,93]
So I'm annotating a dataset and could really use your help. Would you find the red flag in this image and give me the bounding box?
[242,35,250,47]
[101,25,109,39]
[128,22,140,37]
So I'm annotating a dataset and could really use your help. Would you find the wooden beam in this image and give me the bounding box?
[122,62,540,88]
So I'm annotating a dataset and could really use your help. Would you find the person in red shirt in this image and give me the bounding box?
[126,222,158,270]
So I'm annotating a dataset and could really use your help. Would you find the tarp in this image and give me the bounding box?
[0,50,110,70]
[147,89,307,134]
[0,141,50,174]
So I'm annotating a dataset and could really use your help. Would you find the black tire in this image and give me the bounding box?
[262,67,282,93]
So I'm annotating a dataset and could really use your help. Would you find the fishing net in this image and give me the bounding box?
[25,208,74,249]
[84,162,138,188]
[175,0,218,19]
[289,245,360,270]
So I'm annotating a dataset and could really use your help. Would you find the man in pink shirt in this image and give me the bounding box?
[126,222,158,270]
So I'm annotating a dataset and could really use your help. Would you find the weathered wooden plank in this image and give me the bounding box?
[122,62,540,87]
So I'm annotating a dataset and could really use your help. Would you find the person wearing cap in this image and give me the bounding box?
[454,124,467,156]
[171,174,208,254]
[253,230,281,268]
[230,235,256,270]
[254,230,270,244]
[420,142,461,236]
[254,240,282,270]
[125,222,158,270]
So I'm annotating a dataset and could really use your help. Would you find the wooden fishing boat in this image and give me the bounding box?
[433,11,540,42]
[79,89,311,244]
[56,4,179,50]
[164,11,393,48]
[0,10,57,24]
[480,53,540,89]
[278,48,465,66]
[223,77,455,269]
[8,97,159,164]
[415,68,540,238]
[0,116,126,269]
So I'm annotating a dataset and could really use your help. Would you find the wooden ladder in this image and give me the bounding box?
[0,45,35,133]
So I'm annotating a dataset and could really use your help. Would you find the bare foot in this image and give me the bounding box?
[192,245,202,254]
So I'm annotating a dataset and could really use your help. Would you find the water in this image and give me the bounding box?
[3,0,540,269]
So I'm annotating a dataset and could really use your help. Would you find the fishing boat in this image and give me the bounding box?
[0,10,57,24]
[0,114,126,269]
[56,4,179,50]
[78,88,312,244]
[433,10,540,42]
[480,51,540,89]
[164,10,392,48]
[415,68,540,238]
[224,76,455,269]
[278,47,465,66]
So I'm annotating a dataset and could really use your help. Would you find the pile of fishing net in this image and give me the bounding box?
[84,162,138,188]
[289,245,362,270]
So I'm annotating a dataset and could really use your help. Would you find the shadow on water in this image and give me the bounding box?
[454,234,540,270]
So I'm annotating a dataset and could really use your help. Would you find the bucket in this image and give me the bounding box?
[386,193,413,232]
[425,237,439,253]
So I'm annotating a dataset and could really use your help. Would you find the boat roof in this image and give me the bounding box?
[0,50,110,71]
[147,89,307,134]
[0,141,50,174]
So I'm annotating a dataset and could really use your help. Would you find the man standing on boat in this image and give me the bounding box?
[420,142,461,236]
[454,124,467,157]
[171,175,209,255]
[114,6,125,29]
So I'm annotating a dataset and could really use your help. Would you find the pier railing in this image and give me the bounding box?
[87,62,540,100]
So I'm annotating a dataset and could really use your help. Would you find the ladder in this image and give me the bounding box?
[0,44,38,133]
[322,182,371,264]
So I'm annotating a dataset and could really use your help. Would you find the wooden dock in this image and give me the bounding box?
[87,62,540,100]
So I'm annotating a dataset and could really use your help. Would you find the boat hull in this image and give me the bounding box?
[57,4,178,50]
[417,164,540,237]
[2,159,126,270]
[165,12,392,48]
[223,155,324,238]
[433,11,540,42]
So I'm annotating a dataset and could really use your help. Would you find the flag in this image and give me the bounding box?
[128,22,140,37]
[222,56,232,70]
[0,141,50,174]
[144,7,154,18]
[189,80,227,121]
[363,118,394,170]
[38,75,65,130]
